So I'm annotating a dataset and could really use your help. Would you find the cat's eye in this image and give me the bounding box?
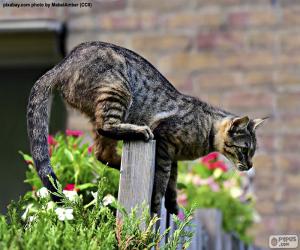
[241,147,248,154]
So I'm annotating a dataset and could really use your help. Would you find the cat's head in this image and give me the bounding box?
[215,116,267,171]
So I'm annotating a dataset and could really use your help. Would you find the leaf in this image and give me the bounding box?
[64,148,74,162]
[76,183,97,190]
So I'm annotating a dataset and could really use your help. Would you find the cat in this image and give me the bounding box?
[27,41,266,214]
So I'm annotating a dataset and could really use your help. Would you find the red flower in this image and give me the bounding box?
[47,135,57,146]
[201,152,228,172]
[88,145,93,154]
[66,129,83,137]
[64,183,79,192]
[201,152,218,164]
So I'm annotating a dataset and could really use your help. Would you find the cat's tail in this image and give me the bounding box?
[27,68,61,201]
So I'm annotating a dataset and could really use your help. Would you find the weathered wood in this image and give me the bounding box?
[194,209,222,250]
[117,140,156,221]
[222,232,233,250]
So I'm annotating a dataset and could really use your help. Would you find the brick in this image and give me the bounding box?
[278,134,300,152]
[192,72,241,92]
[223,51,274,69]
[277,52,300,66]
[158,52,221,74]
[246,31,277,49]
[196,31,245,51]
[257,135,276,153]
[242,70,274,88]
[280,31,300,52]
[224,91,273,113]
[164,10,222,30]
[196,0,241,5]
[275,153,300,175]
[227,8,277,28]
[282,7,300,26]
[131,0,190,11]
[98,12,157,31]
[285,174,300,189]
[256,200,276,215]
[277,114,300,133]
[277,92,300,113]
[131,35,191,53]
[287,216,300,231]
[274,69,300,89]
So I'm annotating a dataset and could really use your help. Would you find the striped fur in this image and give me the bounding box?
[27,42,265,213]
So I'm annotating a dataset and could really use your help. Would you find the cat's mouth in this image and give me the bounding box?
[237,163,251,171]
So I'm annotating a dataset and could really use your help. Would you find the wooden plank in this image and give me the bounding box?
[189,213,206,250]
[158,198,169,247]
[194,209,222,250]
[117,140,156,225]
[222,233,233,250]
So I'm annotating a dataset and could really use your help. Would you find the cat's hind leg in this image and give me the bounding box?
[164,162,179,215]
[151,139,175,214]
[93,128,121,170]
[95,79,154,141]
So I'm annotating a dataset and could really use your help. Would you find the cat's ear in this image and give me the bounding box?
[230,116,250,130]
[252,117,268,130]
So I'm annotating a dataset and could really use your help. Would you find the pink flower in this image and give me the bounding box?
[177,211,185,221]
[88,146,93,154]
[201,152,218,164]
[177,193,188,207]
[209,181,220,192]
[64,183,79,192]
[47,135,57,146]
[66,129,83,137]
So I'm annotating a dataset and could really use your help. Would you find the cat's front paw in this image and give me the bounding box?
[139,126,154,141]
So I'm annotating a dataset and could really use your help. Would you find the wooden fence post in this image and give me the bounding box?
[117,140,156,221]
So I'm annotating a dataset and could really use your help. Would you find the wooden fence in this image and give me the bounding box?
[117,141,264,250]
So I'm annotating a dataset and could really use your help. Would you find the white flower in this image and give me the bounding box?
[46,201,55,211]
[230,187,243,198]
[36,187,49,198]
[63,190,78,201]
[21,204,34,221]
[102,194,115,206]
[55,207,74,221]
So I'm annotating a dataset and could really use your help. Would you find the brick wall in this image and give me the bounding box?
[2,0,300,247]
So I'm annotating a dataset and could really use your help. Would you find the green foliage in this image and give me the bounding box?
[177,153,256,244]
[0,181,193,250]
[20,132,120,204]
[1,131,193,250]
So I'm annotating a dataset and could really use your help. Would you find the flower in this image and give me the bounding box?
[88,145,93,154]
[64,183,78,191]
[177,210,185,221]
[102,194,115,206]
[55,207,74,221]
[201,152,218,164]
[36,187,49,198]
[66,129,83,137]
[177,193,188,207]
[47,135,57,146]
[63,190,78,201]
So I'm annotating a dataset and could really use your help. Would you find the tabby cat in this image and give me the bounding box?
[27,42,266,214]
